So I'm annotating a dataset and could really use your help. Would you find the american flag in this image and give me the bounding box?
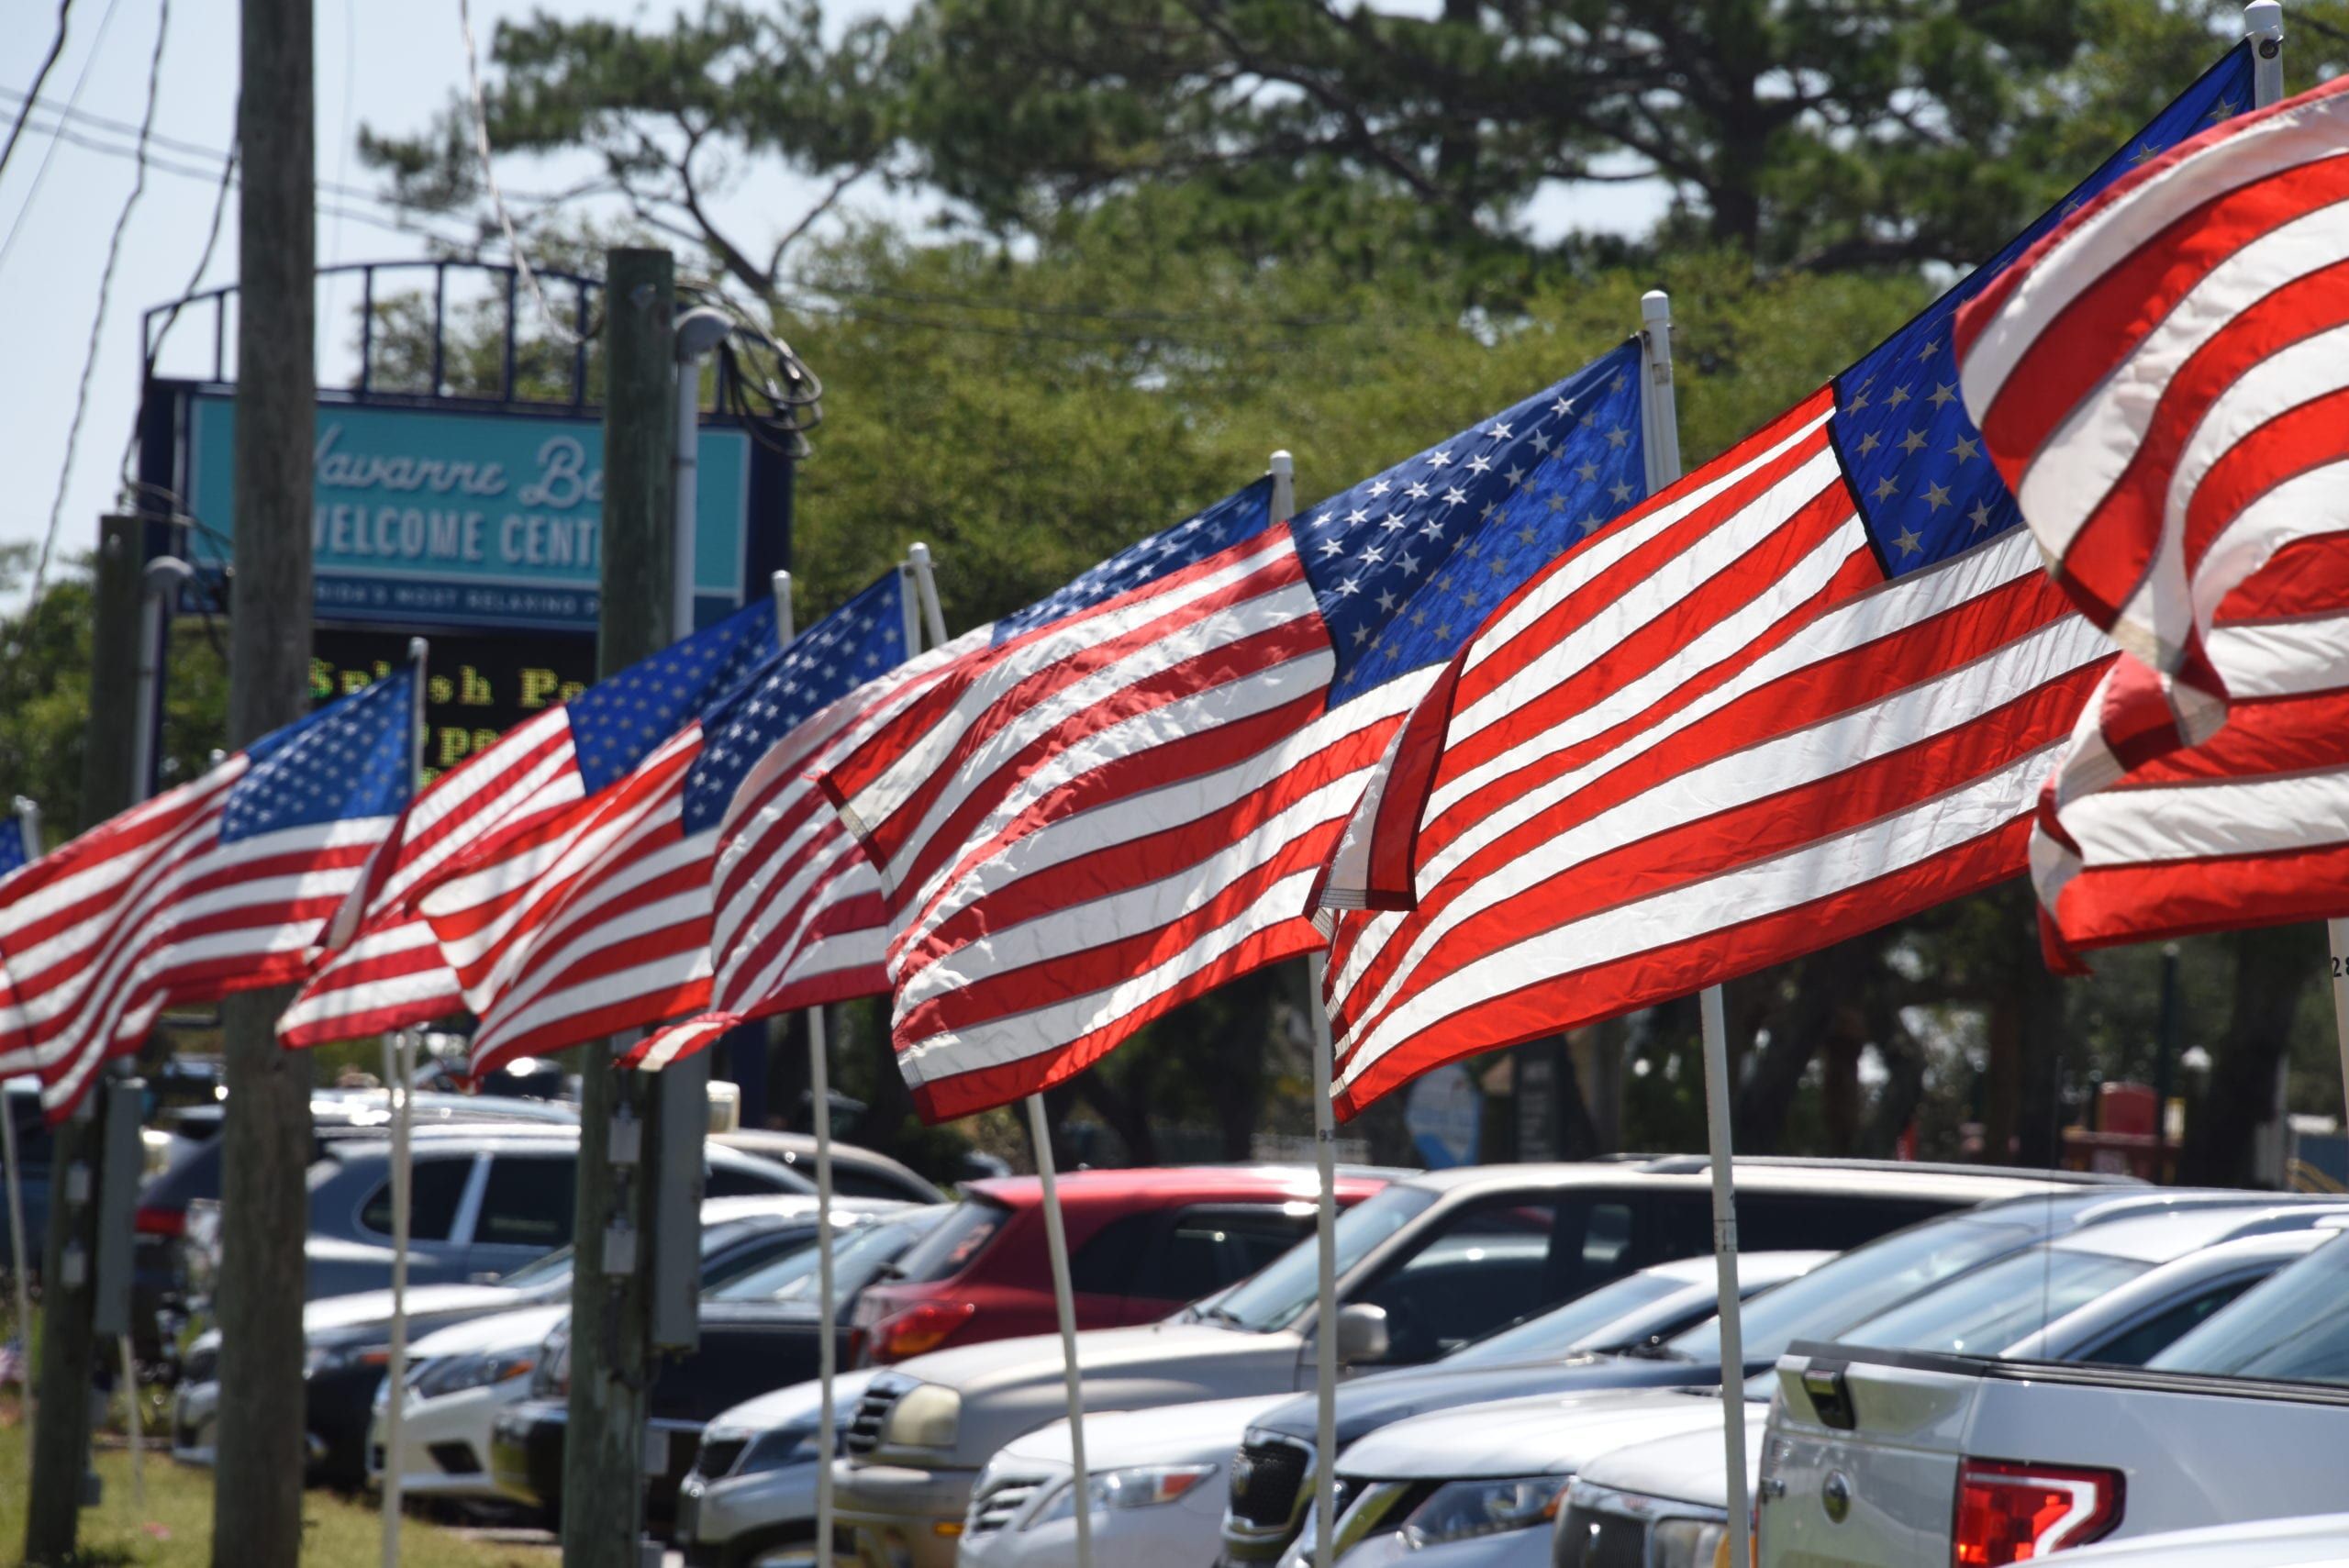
[451,574,908,1076]
[282,598,780,1048]
[625,571,940,1073]
[0,817,26,883]
[1,662,419,1118]
[1955,74,2349,962]
[823,343,1649,1121]
[1314,47,2254,1118]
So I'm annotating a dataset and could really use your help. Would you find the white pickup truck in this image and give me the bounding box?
[1757,1228,2349,1564]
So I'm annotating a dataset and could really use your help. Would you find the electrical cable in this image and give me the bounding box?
[0,0,75,182]
[457,0,582,346]
[0,0,126,278]
[118,97,235,497]
[37,0,168,598]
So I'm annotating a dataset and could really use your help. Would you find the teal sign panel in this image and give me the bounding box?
[184,394,751,632]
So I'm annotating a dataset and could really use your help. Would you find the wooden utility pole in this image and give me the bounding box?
[212,2,316,1564]
[23,518,140,1562]
[562,246,677,1568]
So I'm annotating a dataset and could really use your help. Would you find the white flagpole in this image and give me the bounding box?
[2243,0,2336,1138]
[5,798,39,1453]
[1267,449,1341,1568]
[772,570,796,647]
[383,639,428,1568]
[1024,1095,1092,1568]
[1642,291,1750,1568]
[908,542,949,649]
[809,1005,839,1566]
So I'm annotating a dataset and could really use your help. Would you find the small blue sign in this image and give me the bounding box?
[183,395,752,632]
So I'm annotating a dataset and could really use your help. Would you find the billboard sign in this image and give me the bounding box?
[313,628,597,780]
[183,394,754,632]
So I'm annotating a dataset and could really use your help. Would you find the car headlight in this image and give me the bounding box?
[1395,1476,1569,1551]
[1028,1464,1216,1529]
[881,1385,960,1451]
[529,1328,571,1399]
[304,1342,389,1380]
[411,1351,537,1402]
[1652,1516,1737,1568]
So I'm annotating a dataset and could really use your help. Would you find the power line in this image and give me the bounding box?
[119,95,234,498]
[37,0,167,598]
[0,0,74,181]
[0,0,126,278]
[458,0,581,346]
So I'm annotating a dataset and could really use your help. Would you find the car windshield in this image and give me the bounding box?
[1442,1272,1686,1367]
[887,1195,1009,1284]
[707,1208,948,1307]
[1210,1184,1440,1332]
[1839,1246,2148,1357]
[2152,1231,2349,1386]
[1671,1218,2036,1365]
[497,1246,573,1289]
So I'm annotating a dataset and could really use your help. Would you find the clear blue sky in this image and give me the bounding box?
[0,0,1664,598]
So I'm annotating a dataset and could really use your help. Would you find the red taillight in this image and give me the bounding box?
[1953,1457,2122,1565]
[134,1207,185,1239]
[870,1301,977,1363]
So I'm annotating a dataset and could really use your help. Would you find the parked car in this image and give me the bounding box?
[852,1167,1393,1367]
[490,1203,955,1529]
[1560,1407,1766,1568]
[2056,1513,2349,1566]
[295,1123,811,1299]
[1319,1197,2347,1568]
[1681,1211,2349,1558]
[1214,1251,1828,1568]
[134,1089,584,1363]
[675,1368,880,1568]
[832,1159,2126,1568]
[762,1253,1809,1568]
[963,1396,1268,1568]
[1761,1220,2349,1562]
[175,1191,865,1489]
[716,1129,945,1206]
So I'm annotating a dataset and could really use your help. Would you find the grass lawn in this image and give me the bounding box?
[0,1420,555,1568]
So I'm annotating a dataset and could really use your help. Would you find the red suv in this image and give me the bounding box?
[852,1165,1386,1364]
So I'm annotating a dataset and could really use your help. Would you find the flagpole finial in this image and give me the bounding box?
[406,637,428,665]
[771,571,796,645]
[1269,450,1295,522]
[1641,290,1673,328]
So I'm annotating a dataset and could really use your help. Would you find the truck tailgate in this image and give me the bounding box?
[1758,1351,1973,1566]
[1759,1342,2349,1565]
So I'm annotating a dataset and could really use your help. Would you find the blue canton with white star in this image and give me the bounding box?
[567,598,780,795]
[683,571,909,834]
[1296,340,1647,705]
[0,817,26,880]
[1833,45,2254,576]
[992,478,1277,645]
[223,662,418,843]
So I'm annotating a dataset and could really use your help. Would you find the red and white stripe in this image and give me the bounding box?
[1317,391,2115,1117]
[2028,537,2349,961]
[1955,76,2349,956]
[0,762,395,1118]
[627,634,987,1073]
[823,528,1425,1121]
[280,706,590,1046]
[429,726,718,1075]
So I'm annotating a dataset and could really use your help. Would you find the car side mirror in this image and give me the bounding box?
[1335,1303,1390,1365]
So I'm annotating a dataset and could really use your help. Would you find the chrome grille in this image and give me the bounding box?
[694,1437,747,1481]
[845,1382,902,1456]
[1227,1436,1311,1532]
[1554,1501,1645,1568]
[966,1472,1052,1537]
